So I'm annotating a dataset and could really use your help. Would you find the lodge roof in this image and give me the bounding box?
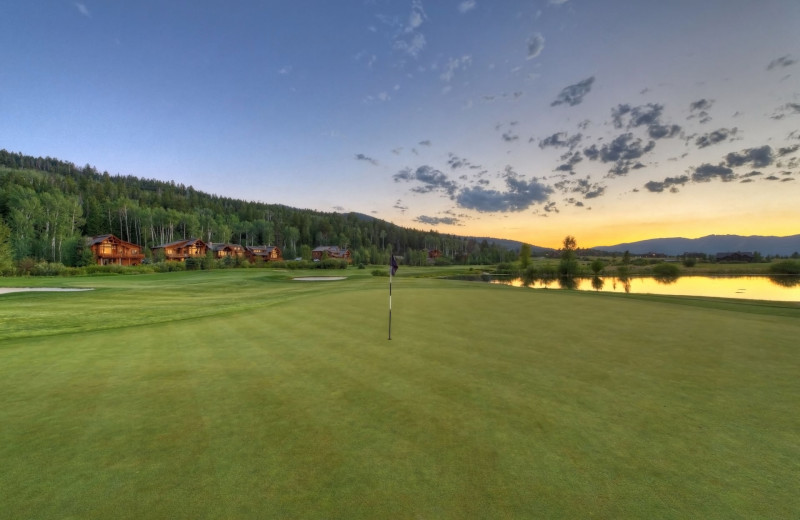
[152,238,208,249]
[87,234,141,248]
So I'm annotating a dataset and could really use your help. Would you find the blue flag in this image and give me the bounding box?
[390,255,398,276]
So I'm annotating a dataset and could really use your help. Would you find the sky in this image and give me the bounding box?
[1,0,799,249]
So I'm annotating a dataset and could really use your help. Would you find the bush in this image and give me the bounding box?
[683,257,697,267]
[769,260,800,275]
[31,262,67,276]
[372,269,389,277]
[652,262,680,283]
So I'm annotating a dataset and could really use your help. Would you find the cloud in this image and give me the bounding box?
[455,167,552,212]
[418,140,431,146]
[539,132,583,150]
[393,165,458,195]
[644,175,689,193]
[771,103,800,119]
[551,77,595,107]
[415,215,462,226]
[694,127,737,148]
[447,153,481,170]
[526,33,545,60]
[74,2,90,17]
[502,132,519,142]
[777,144,799,157]
[393,200,408,213]
[554,151,583,173]
[394,32,427,57]
[440,55,472,82]
[407,0,427,31]
[458,0,477,13]
[584,133,655,164]
[689,99,714,112]
[691,163,735,182]
[554,177,606,198]
[277,66,292,75]
[724,145,773,168]
[355,153,378,166]
[767,55,796,70]
[612,102,681,139]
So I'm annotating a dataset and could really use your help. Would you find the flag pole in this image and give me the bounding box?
[389,254,398,340]
[388,266,392,340]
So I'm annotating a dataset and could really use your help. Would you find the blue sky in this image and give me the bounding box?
[2,0,799,248]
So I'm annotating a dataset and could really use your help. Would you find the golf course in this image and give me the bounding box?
[1,268,798,518]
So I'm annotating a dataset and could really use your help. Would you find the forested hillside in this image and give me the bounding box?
[0,149,517,268]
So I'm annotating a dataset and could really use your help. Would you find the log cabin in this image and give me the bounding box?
[209,243,246,259]
[245,245,283,263]
[151,238,209,261]
[311,246,352,262]
[87,234,145,266]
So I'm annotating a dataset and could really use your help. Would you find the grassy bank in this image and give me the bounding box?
[1,269,798,518]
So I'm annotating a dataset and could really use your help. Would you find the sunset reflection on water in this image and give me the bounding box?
[495,276,800,302]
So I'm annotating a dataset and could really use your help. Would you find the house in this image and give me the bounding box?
[151,238,209,261]
[209,243,246,259]
[87,234,145,266]
[424,249,442,264]
[716,251,755,263]
[312,246,352,262]
[245,245,283,263]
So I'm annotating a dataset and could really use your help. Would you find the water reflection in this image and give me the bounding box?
[493,275,800,302]
[653,274,679,285]
[769,275,800,288]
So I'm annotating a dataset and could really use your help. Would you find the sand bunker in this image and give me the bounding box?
[292,277,347,281]
[0,288,93,295]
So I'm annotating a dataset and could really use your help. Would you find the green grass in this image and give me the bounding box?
[1,269,799,518]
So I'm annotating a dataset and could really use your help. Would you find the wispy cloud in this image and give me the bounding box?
[551,76,595,107]
[440,55,472,82]
[355,153,379,166]
[644,175,689,193]
[694,127,737,148]
[415,215,462,226]
[767,55,796,70]
[526,33,545,60]
[393,165,458,196]
[691,163,735,183]
[458,1,477,14]
[74,2,90,17]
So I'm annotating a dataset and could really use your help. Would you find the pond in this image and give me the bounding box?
[493,276,800,302]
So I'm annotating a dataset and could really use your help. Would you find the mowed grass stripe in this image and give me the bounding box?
[1,273,798,518]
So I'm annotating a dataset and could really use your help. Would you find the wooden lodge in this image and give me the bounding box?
[151,238,209,262]
[209,243,246,259]
[312,246,352,262]
[245,245,283,263]
[87,234,145,266]
[425,249,442,264]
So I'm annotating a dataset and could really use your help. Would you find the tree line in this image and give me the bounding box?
[0,149,517,272]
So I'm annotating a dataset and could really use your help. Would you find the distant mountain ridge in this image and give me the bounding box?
[592,234,800,256]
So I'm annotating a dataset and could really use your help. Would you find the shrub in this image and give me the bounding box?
[372,269,389,277]
[769,260,800,275]
[683,257,697,267]
[652,262,680,283]
[31,262,67,276]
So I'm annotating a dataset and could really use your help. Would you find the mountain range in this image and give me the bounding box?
[591,235,800,257]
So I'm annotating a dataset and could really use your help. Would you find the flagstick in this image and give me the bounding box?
[388,267,393,340]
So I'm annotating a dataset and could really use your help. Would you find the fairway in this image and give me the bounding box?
[1,269,799,518]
